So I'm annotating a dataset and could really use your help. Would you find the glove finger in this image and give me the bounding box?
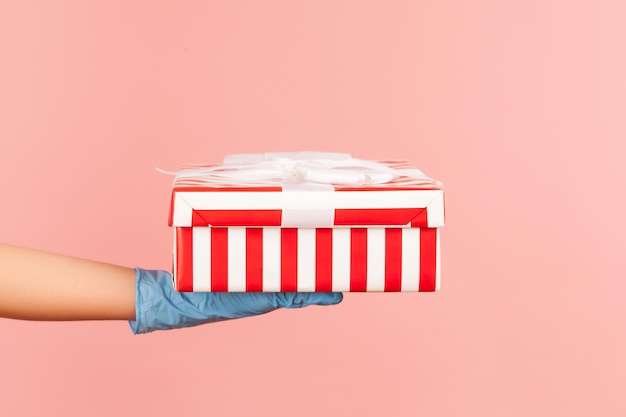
[183,291,279,317]
[275,292,343,308]
[206,292,343,315]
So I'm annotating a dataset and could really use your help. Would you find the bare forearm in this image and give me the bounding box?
[0,243,136,321]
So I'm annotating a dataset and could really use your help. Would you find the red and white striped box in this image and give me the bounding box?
[167,153,445,292]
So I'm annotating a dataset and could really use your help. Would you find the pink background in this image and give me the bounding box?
[1,1,625,416]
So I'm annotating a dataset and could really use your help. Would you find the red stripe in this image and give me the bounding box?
[315,229,333,291]
[173,186,283,192]
[211,228,229,291]
[175,227,194,292]
[332,186,441,191]
[173,185,439,193]
[410,208,428,228]
[350,229,368,291]
[191,208,425,227]
[168,194,176,226]
[419,228,437,291]
[246,228,264,291]
[170,187,282,226]
[335,208,422,226]
[281,229,298,291]
[191,210,282,226]
[384,228,403,292]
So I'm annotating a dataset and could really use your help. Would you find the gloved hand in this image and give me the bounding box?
[129,268,343,334]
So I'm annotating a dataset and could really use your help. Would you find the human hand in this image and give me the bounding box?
[129,268,343,334]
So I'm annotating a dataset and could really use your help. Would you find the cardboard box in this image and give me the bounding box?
[167,152,444,292]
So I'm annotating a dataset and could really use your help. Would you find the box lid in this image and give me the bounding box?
[167,153,444,229]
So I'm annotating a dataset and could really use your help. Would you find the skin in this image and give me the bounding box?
[0,243,136,321]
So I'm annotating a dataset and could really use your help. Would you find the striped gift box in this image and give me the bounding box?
[168,155,444,292]
[175,227,441,292]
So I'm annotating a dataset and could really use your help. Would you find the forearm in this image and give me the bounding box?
[0,243,136,321]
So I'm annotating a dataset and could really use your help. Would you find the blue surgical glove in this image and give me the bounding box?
[129,268,343,334]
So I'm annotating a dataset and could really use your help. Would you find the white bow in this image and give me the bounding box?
[161,151,437,186]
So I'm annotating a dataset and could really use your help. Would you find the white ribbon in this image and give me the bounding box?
[161,151,437,186]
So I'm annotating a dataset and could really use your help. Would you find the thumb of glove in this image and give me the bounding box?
[274,292,343,308]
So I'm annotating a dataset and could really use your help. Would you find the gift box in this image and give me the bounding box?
[166,152,445,292]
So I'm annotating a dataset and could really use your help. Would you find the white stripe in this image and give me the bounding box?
[263,228,281,291]
[401,228,420,291]
[227,228,246,291]
[297,229,316,291]
[172,190,443,226]
[172,194,194,227]
[192,227,212,291]
[332,229,351,291]
[334,190,440,209]
[177,192,283,210]
[173,229,179,290]
[176,190,438,209]
[426,191,445,228]
[435,228,441,291]
[366,229,386,291]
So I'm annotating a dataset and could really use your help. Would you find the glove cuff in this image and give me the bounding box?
[128,267,144,334]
